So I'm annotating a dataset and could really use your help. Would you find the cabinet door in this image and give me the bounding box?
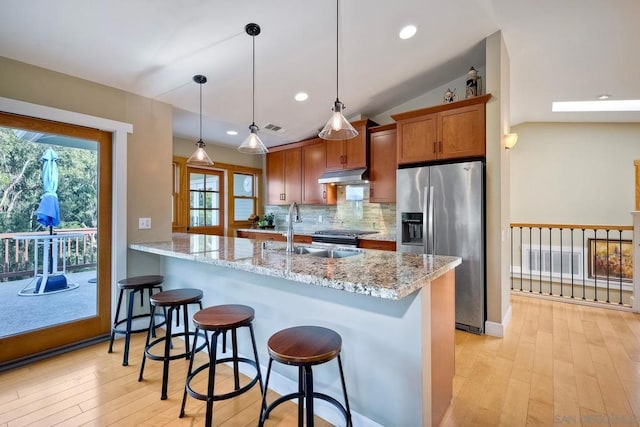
[344,131,367,169]
[397,114,438,165]
[325,140,345,171]
[283,147,302,204]
[369,128,397,203]
[302,141,328,204]
[266,150,285,204]
[438,104,485,159]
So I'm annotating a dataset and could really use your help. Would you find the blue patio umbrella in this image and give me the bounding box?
[34,148,67,292]
[36,148,60,229]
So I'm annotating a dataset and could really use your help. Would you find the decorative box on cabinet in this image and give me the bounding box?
[302,139,336,205]
[392,94,491,165]
[325,119,377,171]
[266,147,302,204]
[369,124,397,203]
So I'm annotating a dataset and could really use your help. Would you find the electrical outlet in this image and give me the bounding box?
[139,217,151,229]
[318,215,323,223]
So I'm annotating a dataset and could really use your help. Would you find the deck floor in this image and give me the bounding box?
[0,270,97,338]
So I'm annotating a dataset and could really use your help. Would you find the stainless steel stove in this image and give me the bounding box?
[311,229,378,247]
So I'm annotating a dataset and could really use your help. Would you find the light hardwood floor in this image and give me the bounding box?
[1,295,639,426]
[0,333,331,427]
[441,295,640,427]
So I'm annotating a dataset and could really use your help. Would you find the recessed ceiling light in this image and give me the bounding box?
[399,25,417,40]
[598,94,611,100]
[552,99,640,112]
[226,130,238,136]
[295,92,309,102]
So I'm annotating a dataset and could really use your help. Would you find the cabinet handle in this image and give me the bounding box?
[439,141,443,152]
[433,141,437,153]
[322,190,326,199]
[369,188,373,197]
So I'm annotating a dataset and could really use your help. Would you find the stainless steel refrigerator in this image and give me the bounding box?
[396,161,485,334]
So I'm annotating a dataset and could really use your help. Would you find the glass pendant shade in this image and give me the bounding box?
[319,0,357,141]
[187,74,213,166]
[187,140,214,165]
[318,99,358,140]
[238,124,268,154]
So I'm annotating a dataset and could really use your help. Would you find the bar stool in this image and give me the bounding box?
[108,274,166,366]
[259,326,352,427]
[138,288,205,400]
[180,304,264,427]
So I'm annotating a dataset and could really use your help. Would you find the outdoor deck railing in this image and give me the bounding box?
[0,228,97,282]
[510,223,634,307]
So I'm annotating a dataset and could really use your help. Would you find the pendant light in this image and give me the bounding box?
[238,23,268,154]
[318,0,358,140]
[187,74,214,166]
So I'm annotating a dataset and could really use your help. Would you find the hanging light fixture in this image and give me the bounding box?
[187,74,214,166]
[318,0,358,140]
[238,23,268,155]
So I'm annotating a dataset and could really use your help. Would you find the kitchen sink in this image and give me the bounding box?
[293,246,363,259]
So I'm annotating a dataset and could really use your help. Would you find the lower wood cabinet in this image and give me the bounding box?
[236,230,312,244]
[358,239,396,251]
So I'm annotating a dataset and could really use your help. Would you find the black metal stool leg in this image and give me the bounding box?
[232,328,240,390]
[108,288,125,353]
[182,303,191,359]
[248,323,265,406]
[298,366,304,426]
[180,326,202,418]
[205,332,219,427]
[138,304,156,381]
[304,365,314,427]
[259,358,274,426]
[122,289,137,366]
[160,306,174,400]
[337,355,353,427]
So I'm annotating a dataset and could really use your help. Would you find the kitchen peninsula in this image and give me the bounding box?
[130,233,461,426]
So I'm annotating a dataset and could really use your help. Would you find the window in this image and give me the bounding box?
[233,173,257,222]
[172,156,261,235]
[188,169,223,233]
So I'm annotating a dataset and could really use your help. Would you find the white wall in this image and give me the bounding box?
[510,122,640,225]
[370,65,487,125]
[173,136,264,169]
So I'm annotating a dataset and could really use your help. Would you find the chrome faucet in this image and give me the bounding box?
[284,201,301,252]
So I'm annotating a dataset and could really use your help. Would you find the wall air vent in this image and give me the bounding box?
[263,123,286,133]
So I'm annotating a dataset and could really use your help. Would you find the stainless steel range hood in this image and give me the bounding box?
[317,168,368,185]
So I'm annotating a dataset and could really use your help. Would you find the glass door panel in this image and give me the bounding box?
[0,112,112,365]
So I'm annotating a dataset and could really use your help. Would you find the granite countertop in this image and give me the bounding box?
[130,234,459,300]
[236,228,396,242]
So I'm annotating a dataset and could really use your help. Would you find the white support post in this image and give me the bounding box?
[631,211,640,312]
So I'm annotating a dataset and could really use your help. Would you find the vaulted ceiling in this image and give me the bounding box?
[1,0,638,149]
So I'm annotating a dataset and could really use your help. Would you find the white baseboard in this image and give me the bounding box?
[484,304,512,337]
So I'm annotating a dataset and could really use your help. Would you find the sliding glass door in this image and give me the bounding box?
[0,112,112,365]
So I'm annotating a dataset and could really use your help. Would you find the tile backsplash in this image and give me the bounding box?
[265,184,396,237]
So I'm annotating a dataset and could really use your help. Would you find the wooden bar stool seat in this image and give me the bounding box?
[259,326,352,427]
[180,304,264,427]
[108,274,166,366]
[138,288,206,400]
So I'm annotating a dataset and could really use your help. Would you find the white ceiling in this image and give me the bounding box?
[1,0,638,150]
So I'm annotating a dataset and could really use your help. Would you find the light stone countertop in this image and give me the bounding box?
[130,233,460,300]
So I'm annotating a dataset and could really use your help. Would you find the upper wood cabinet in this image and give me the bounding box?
[392,94,490,165]
[266,147,302,205]
[325,119,374,171]
[302,139,336,205]
[369,124,397,203]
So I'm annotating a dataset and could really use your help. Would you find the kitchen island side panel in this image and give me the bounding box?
[156,254,426,427]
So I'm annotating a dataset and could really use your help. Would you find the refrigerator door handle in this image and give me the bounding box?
[424,185,434,254]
